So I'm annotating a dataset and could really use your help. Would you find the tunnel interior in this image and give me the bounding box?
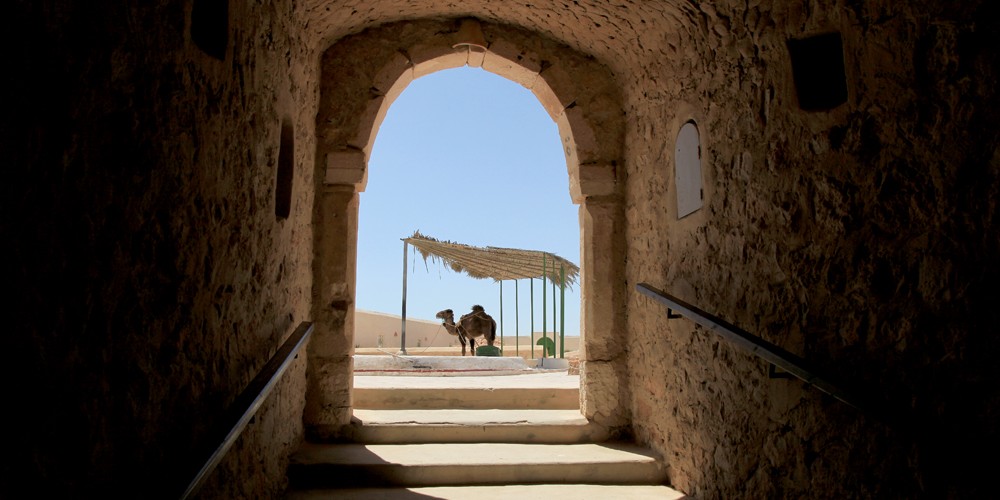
[6,1,1000,499]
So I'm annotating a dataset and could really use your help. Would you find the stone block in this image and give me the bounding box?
[560,105,600,162]
[580,359,629,429]
[410,43,468,79]
[534,62,578,118]
[482,38,543,89]
[576,163,617,199]
[532,80,567,121]
[372,52,412,95]
[324,150,366,188]
[352,62,414,158]
[466,46,486,68]
[304,356,354,433]
[349,95,385,158]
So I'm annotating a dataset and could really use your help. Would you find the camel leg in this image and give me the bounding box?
[458,334,467,356]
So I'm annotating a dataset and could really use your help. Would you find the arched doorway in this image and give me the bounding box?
[355,66,580,360]
[307,18,627,441]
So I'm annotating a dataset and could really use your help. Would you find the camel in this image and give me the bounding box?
[459,305,498,356]
[435,308,468,355]
[435,305,497,356]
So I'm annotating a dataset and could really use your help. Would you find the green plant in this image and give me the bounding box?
[536,337,555,357]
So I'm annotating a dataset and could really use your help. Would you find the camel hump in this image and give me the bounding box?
[471,304,484,312]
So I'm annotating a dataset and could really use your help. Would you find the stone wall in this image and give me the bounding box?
[623,1,1000,498]
[5,1,998,499]
[5,1,316,497]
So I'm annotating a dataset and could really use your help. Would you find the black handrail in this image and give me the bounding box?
[179,321,314,499]
[636,284,871,415]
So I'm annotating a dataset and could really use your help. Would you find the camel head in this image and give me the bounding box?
[435,309,455,323]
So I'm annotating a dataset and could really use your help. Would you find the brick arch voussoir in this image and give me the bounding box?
[316,18,623,199]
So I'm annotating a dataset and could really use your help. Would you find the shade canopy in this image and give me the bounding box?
[404,231,579,288]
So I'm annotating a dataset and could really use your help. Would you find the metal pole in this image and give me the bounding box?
[560,264,566,359]
[542,254,547,359]
[399,240,408,355]
[552,279,556,358]
[515,280,520,357]
[499,280,504,355]
[530,278,535,359]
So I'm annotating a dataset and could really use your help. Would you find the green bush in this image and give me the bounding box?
[535,337,555,357]
[475,345,501,357]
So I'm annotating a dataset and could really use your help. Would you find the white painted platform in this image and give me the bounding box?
[354,355,540,376]
[353,371,579,389]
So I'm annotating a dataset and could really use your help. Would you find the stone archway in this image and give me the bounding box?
[307,18,628,440]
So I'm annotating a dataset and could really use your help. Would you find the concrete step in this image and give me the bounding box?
[353,386,579,410]
[346,409,610,444]
[287,442,667,489]
[352,373,580,410]
[286,484,687,499]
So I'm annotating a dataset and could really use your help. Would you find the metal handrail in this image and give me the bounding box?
[636,283,872,416]
[179,321,314,499]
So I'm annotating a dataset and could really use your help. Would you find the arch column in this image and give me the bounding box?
[305,152,366,440]
[579,192,629,434]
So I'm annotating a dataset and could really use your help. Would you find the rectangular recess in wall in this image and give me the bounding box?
[275,121,295,220]
[191,0,229,60]
[787,32,848,111]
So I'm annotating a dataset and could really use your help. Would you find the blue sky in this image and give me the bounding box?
[356,66,582,339]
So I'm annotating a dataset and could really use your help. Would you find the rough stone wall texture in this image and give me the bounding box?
[623,1,1000,499]
[304,0,997,497]
[4,1,316,498]
[5,0,999,499]
[304,2,996,496]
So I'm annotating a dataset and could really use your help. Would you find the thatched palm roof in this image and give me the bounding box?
[404,231,580,288]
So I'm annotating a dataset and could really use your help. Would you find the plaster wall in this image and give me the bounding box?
[354,310,446,348]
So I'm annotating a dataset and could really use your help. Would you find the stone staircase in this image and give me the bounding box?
[284,368,685,499]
